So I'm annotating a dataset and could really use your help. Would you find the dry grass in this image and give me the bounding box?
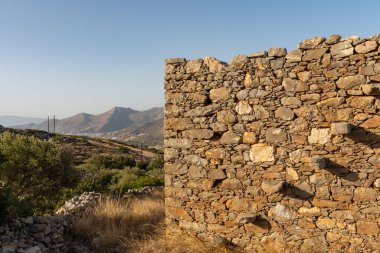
[73,189,233,253]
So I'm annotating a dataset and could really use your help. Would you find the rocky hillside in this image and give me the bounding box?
[103,118,163,146]
[13,107,163,135]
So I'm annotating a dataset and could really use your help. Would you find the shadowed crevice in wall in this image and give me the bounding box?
[281,183,314,200]
[252,216,272,230]
[323,158,359,182]
[346,125,380,147]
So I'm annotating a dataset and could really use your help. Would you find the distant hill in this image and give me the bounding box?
[13,107,164,137]
[103,117,164,146]
[0,115,44,127]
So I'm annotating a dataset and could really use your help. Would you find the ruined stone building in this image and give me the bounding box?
[164,34,380,252]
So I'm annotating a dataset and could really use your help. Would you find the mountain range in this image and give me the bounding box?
[13,107,164,145]
[0,116,45,127]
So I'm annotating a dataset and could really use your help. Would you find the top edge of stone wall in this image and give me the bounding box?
[165,34,380,71]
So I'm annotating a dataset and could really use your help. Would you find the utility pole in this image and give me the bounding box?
[140,143,143,161]
[47,116,50,140]
[53,115,56,134]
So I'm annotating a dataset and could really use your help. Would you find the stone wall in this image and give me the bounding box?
[164,34,380,252]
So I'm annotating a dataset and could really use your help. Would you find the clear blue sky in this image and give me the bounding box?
[0,0,379,118]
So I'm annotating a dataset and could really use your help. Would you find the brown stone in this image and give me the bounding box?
[217,110,237,124]
[183,129,214,139]
[165,118,193,130]
[353,187,377,202]
[229,197,255,212]
[266,128,287,143]
[298,207,321,217]
[185,59,203,73]
[235,101,252,115]
[360,65,375,75]
[220,131,241,144]
[203,56,227,73]
[357,220,379,236]
[209,87,231,101]
[362,83,380,95]
[244,222,269,233]
[268,47,287,57]
[336,75,366,90]
[207,169,226,180]
[316,218,336,229]
[325,34,341,45]
[229,55,247,69]
[286,49,302,62]
[242,132,257,144]
[300,237,327,253]
[361,116,380,128]
[302,48,328,61]
[280,97,302,107]
[275,107,294,121]
[220,179,243,190]
[346,96,375,109]
[308,128,331,144]
[286,167,299,181]
[205,148,225,159]
[301,94,320,103]
[331,41,354,58]
[253,105,270,119]
[261,180,284,194]
[166,207,192,221]
[282,78,308,92]
[299,36,325,49]
[250,144,275,163]
[355,41,378,54]
[317,97,345,107]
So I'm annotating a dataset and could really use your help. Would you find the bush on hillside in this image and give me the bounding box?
[84,153,136,169]
[0,186,33,223]
[0,131,74,214]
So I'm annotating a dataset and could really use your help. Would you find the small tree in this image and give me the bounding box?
[0,132,73,213]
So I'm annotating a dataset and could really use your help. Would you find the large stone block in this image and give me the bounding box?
[220,131,241,145]
[355,41,378,54]
[308,128,331,144]
[266,128,287,143]
[274,107,294,121]
[361,115,380,128]
[330,122,351,135]
[336,75,366,90]
[183,129,214,139]
[165,118,193,130]
[209,87,231,101]
[217,110,237,124]
[250,144,275,163]
[330,41,354,58]
[346,96,375,109]
[357,220,379,236]
[261,180,284,194]
[353,187,377,202]
[302,48,328,61]
[203,56,227,73]
[362,83,380,95]
[299,36,325,49]
[235,101,252,115]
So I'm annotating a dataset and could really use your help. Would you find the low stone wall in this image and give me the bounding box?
[0,216,67,253]
[164,34,380,252]
[1,187,164,253]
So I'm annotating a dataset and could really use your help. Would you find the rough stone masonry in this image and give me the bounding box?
[164,34,380,252]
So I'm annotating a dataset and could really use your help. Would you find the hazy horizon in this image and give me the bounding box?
[1,0,380,118]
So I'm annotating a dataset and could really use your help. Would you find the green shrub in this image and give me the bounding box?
[85,153,136,169]
[0,186,33,223]
[0,132,74,214]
